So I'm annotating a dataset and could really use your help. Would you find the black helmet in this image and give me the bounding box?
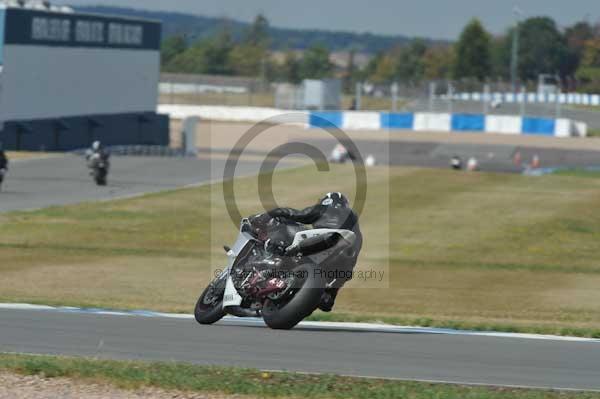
[320,192,349,208]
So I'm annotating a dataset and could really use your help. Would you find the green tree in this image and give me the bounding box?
[202,27,235,75]
[165,26,234,75]
[581,38,600,67]
[369,54,396,83]
[362,52,383,82]
[452,19,491,80]
[227,14,271,78]
[299,45,333,79]
[229,44,266,77]
[396,39,427,81]
[576,38,600,91]
[164,44,208,74]
[281,51,301,83]
[423,45,454,80]
[246,14,270,47]
[342,49,357,92]
[565,22,594,59]
[489,36,510,79]
[161,35,187,67]
[516,17,569,80]
[561,21,594,78]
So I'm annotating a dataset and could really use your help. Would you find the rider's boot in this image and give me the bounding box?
[318,288,339,312]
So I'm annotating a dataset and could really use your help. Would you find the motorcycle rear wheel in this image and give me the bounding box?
[194,277,227,325]
[262,264,325,330]
[94,170,107,186]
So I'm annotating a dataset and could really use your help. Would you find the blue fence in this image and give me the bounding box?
[309,112,343,129]
[381,113,414,129]
[451,114,485,132]
[308,111,571,137]
[521,117,556,136]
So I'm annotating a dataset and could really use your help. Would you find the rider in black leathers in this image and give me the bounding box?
[0,143,8,189]
[265,192,363,312]
[0,148,8,171]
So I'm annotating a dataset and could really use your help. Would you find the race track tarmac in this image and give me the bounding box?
[1,308,599,391]
[0,155,292,213]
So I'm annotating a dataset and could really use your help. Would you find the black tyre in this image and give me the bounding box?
[194,275,227,325]
[262,264,326,330]
[95,169,107,186]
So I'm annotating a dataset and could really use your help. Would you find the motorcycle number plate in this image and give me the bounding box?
[222,275,243,308]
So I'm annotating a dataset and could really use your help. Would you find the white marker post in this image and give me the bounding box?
[182,116,199,157]
[391,82,399,112]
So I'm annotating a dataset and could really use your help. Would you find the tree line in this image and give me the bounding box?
[161,15,335,84]
[358,17,600,92]
[161,14,600,92]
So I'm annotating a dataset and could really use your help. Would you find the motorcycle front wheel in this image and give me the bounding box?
[262,264,326,330]
[194,275,227,325]
[94,169,107,186]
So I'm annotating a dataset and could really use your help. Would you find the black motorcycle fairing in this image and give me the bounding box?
[266,219,305,250]
[286,232,341,257]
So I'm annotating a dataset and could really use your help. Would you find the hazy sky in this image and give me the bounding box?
[62,0,599,39]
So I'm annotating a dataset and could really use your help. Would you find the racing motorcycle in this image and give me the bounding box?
[87,152,109,186]
[0,167,6,191]
[328,144,356,164]
[194,215,356,330]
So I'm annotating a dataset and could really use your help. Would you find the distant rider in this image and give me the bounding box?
[0,143,8,189]
[264,192,363,312]
[0,143,8,171]
[85,141,110,167]
[328,144,356,164]
[450,155,462,170]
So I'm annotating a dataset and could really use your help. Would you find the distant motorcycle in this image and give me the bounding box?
[328,144,356,164]
[86,152,110,186]
[450,156,463,170]
[0,168,6,191]
[194,215,356,330]
[0,149,7,191]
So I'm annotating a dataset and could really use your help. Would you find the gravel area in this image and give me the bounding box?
[0,372,252,399]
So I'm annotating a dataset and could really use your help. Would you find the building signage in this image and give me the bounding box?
[4,8,160,50]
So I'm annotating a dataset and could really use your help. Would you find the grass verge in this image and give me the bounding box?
[159,92,405,111]
[0,353,597,399]
[586,128,600,138]
[553,169,600,178]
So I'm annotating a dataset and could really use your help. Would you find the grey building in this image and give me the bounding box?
[0,2,168,150]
